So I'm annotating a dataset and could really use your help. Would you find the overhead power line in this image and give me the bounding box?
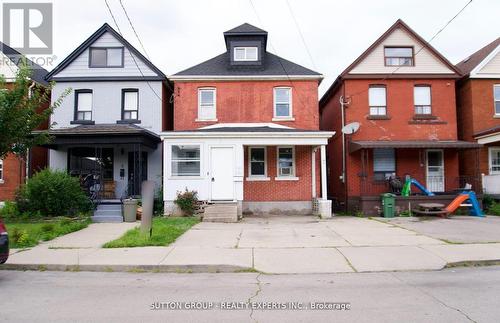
[285,0,317,70]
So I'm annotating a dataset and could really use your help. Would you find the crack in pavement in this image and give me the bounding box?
[390,272,477,323]
[248,273,263,323]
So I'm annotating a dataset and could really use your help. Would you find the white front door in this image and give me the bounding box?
[210,146,234,200]
[426,150,444,192]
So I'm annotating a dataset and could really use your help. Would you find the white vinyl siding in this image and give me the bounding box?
[248,147,267,177]
[123,90,139,120]
[414,86,432,115]
[373,148,395,180]
[171,145,201,176]
[349,27,455,75]
[198,88,216,121]
[494,85,500,116]
[369,86,387,116]
[273,87,292,118]
[75,91,93,121]
[277,146,295,177]
[234,47,258,61]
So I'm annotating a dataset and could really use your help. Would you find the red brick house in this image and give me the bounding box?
[319,20,480,215]
[0,41,49,202]
[456,37,500,196]
[162,23,334,219]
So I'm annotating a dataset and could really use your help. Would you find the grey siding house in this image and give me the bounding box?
[45,23,172,222]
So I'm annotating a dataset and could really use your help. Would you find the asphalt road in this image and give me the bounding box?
[1,266,499,323]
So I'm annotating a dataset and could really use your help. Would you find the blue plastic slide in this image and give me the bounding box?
[410,179,435,196]
[464,191,484,217]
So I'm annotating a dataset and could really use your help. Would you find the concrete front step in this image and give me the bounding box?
[93,203,123,223]
[91,215,124,223]
[97,205,122,211]
[203,204,238,223]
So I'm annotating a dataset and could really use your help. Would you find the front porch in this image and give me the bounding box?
[475,128,500,197]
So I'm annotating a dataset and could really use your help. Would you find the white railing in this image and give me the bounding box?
[482,174,500,194]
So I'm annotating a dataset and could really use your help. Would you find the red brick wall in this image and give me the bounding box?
[173,80,319,130]
[0,154,25,201]
[243,146,315,201]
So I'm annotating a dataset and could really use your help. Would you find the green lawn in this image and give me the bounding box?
[6,218,91,249]
[103,217,199,248]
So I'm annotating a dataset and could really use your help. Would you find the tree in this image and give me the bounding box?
[0,62,70,159]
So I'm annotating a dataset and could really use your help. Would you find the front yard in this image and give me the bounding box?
[103,217,199,248]
[6,217,91,248]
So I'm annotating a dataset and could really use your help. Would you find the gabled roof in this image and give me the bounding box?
[223,23,267,35]
[45,23,166,81]
[320,19,461,106]
[172,52,321,79]
[0,41,49,86]
[456,37,500,76]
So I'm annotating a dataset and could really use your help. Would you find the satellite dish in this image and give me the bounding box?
[342,122,360,135]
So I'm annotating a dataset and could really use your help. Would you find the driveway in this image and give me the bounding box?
[380,215,500,243]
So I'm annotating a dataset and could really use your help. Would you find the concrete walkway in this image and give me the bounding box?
[5,216,500,274]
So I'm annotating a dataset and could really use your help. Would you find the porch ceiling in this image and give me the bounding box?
[349,140,482,153]
[37,124,161,149]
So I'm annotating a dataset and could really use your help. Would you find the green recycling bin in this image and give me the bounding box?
[381,193,396,218]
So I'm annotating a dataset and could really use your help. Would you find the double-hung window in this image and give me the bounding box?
[414,85,432,115]
[89,47,124,67]
[494,85,500,116]
[198,88,216,120]
[277,147,295,177]
[248,147,267,177]
[75,90,93,121]
[274,87,292,119]
[369,86,387,116]
[234,47,258,61]
[373,148,396,181]
[384,47,414,66]
[171,145,201,177]
[489,148,500,175]
[0,159,3,182]
[122,89,139,120]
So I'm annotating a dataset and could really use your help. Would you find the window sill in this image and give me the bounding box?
[117,119,141,124]
[493,115,500,119]
[413,115,437,120]
[408,119,447,125]
[70,120,95,125]
[0,180,4,184]
[195,118,218,122]
[367,115,391,120]
[272,117,295,122]
[246,176,270,181]
[275,176,299,181]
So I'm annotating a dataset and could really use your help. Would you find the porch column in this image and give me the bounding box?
[318,144,332,218]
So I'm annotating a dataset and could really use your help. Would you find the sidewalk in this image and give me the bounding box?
[5,216,500,274]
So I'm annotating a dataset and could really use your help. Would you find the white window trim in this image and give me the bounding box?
[0,158,3,183]
[368,86,387,116]
[247,146,269,180]
[197,88,217,121]
[494,84,500,116]
[276,146,297,179]
[169,143,202,178]
[489,147,500,175]
[234,47,258,61]
[273,87,293,119]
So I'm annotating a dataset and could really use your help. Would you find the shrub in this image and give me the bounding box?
[482,194,494,211]
[489,202,500,216]
[16,169,92,217]
[41,223,55,233]
[0,201,20,220]
[10,227,29,245]
[174,188,198,216]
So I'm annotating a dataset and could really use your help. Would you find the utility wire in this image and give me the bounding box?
[103,0,163,102]
[118,0,151,60]
[285,0,317,70]
[346,0,474,100]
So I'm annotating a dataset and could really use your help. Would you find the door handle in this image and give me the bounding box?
[211,177,215,182]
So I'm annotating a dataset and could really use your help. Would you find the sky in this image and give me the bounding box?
[6,0,500,96]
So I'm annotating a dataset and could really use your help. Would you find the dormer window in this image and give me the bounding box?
[89,47,124,67]
[234,47,258,61]
[384,47,414,66]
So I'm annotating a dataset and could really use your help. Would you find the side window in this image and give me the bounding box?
[274,87,292,119]
[75,90,93,121]
[494,85,500,116]
[414,86,432,115]
[373,148,395,180]
[369,86,387,116]
[171,145,201,176]
[122,89,139,120]
[198,88,216,121]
